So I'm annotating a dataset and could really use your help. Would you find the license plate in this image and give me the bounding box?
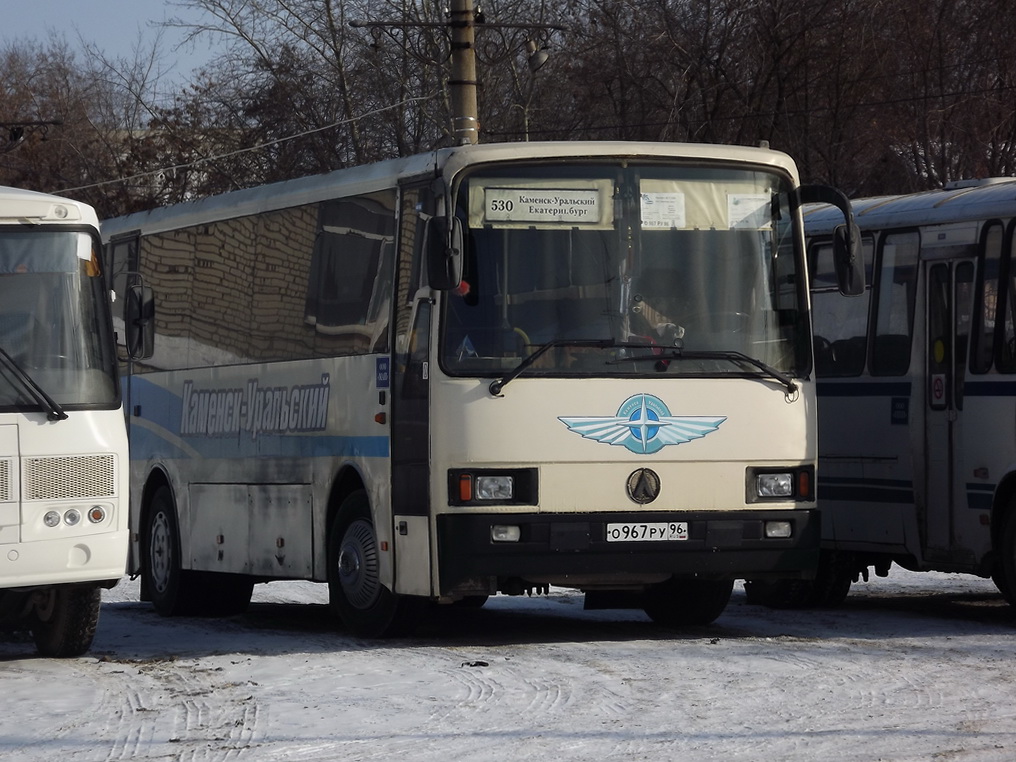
[606,522,688,542]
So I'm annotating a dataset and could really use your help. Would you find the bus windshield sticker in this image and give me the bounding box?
[640,192,686,229]
[728,194,772,230]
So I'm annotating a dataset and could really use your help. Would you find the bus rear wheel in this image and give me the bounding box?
[643,578,733,626]
[31,585,101,657]
[327,490,423,638]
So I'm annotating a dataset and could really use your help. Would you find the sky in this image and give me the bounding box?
[0,0,216,81]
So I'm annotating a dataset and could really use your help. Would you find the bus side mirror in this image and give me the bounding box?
[833,222,864,296]
[797,184,865,296]
[427,216,463,291]
[125,282,155,360]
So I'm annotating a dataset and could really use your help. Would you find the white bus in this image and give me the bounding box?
[788,178,1016,607]
[102,141,860,636]
[0,187,128,656]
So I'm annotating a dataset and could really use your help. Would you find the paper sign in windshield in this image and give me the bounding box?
[728,194,772,229]
[640,192,686,229]
[484,188,601,224]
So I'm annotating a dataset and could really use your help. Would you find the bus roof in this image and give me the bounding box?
[804,178,1016,236]
[101,141,801,240]
[0,186,99,228]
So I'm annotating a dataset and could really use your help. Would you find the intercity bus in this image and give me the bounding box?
[102,141,859,636]
[0,187,128,655]
[788,178,1016,607]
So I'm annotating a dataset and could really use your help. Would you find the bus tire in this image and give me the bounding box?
[327,490,422,638]
[643,578,733,626]
[998,509,1016,609]
[31,585,101,658]
[144,485,203,616]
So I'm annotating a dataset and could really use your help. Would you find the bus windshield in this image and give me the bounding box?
[0,230,117,409]
[441,163,807,378]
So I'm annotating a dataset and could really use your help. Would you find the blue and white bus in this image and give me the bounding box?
[0,187,128,656]
[792,178,1016,607]
[103,141,859,636]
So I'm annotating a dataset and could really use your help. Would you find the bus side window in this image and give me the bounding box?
[971,222,1003,374]
[809,237,872,377]
[997,222,1016,373]
[871,232,919,376]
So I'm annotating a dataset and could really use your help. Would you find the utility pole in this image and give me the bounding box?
[351,3,563,146]
[448,0,480,145]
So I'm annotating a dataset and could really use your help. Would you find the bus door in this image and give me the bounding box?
[389,182,435,596]
[924,258,975,557]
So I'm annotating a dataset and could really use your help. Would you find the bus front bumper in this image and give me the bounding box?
[436,509,819,594]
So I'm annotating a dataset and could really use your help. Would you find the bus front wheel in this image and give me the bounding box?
[144,485,201,616]
[643,577,733,626]
[327,490,423,638]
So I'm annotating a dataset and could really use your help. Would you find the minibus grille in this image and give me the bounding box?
[0,459,10,502]
[23,455,116,500]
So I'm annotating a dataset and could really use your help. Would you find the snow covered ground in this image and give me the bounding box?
[1,568,1014,761]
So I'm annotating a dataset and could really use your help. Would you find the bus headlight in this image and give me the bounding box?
[43,511,61,528]
[476,475,514,500]
[448,468,538,506]
[746,466,814,502]
[756,473,793,498]
[64,509,82,526]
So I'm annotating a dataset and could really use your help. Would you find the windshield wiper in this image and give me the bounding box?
[489,338,625,396]
[0,347,68,421]
[614,347,799,394]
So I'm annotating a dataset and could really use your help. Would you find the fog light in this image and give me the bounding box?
[64,509,82,526]
[491,525,521,542]
[88,505,106,524]
[757,473,793,498]
[43,511,61,528]
[764,520,793,538]
[476,475,514,500]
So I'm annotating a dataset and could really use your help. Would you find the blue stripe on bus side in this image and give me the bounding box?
[965,482,995,511]
[128,376,389,460]
[963,380,1016,397]
[816,381,912,397]
[817,476,915,504]
[130,422,390,460]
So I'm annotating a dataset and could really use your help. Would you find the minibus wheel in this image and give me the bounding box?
[31,585,101,657]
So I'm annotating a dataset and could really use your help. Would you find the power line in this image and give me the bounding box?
[56,94,437,196]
